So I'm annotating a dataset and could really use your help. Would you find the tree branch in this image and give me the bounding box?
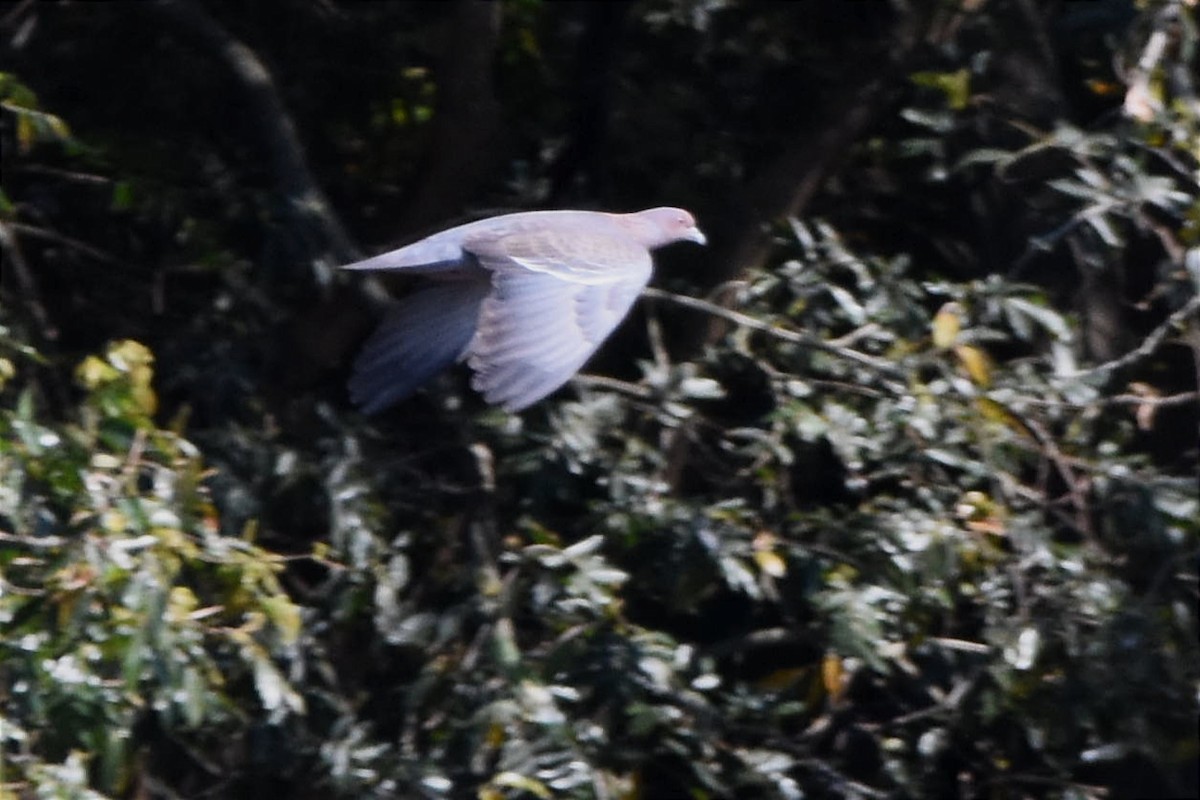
[698,4,935,293]
[401,0,504,231]
[642,286,906,382]
[1071,292,1200,379]
[148,0,356,267]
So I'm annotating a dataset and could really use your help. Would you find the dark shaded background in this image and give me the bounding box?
[2,1,1197,798]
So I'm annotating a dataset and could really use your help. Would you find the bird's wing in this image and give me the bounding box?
[340,232,475,275]
[469,227,649,284]
[348,278,491,413]
[340,213,628,276]
[465,234,653,411]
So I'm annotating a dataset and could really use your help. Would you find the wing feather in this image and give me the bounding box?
[468,229,651,284]
[465,253,652,410]
[348,279,490,413]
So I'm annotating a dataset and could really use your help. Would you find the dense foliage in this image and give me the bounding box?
[2,2,1197,799]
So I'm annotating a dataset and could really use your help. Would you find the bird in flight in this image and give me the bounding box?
[343,207,706,413]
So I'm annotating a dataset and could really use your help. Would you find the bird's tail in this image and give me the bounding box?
[348,278,490,413]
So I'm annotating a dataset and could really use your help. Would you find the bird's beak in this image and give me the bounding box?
[686,226,707,246]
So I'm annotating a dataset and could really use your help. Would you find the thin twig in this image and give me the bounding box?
[1072,293,1200,379]
[571,373,656,400]
[0,531,68,548]
[705,627,801,658]
[1020,414,1094,538]
[827,322,884,349]
[0,222,56,339]
[148,0,356,266]
[0,0,35,27]
[9,164,113,186]
[642,286,906,381]
[1016,389,1200,410]
[927,637,992,655]
[8,221,120,265]
[1105,389,1199,408]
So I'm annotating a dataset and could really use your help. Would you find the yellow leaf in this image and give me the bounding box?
[955,490,1007,536]
[911,69,971,110]
[753,549,787,578]
[975,398,1037,440]
[75,355,119,389]
[943,68,972,110]
[826,563,859,584]
[101,509,128,533]
[752,531,786,576]
[262,594,302,645]
[954,344,992,387]
[108,339,154,372]
[55,591,77,630]
[491,772,552,800]
[485,721,506,749]
[131,380,158,416]
[756,667,807,692]
[0,356,14,390]
[45,112,71,141]
[16,112,33,152]
[1086,79,1122,97]
[822,653,844,699]
[931,302,962,349]
[168,586,199,622]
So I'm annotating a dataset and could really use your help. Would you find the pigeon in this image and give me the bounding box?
[343,207,706,413]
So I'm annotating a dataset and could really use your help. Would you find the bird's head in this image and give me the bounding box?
[632,207,707,248]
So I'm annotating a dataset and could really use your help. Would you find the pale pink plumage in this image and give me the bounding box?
[343,207,705,412]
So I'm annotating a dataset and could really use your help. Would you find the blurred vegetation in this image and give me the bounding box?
[1,1,1197,799]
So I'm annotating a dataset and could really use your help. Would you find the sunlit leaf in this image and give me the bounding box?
[261,593,302,645]
[932,302,962,349]
[491,771,553,799]
[954,344,992,387]
[821,653,844,700]
[974,397,1037,440]
[75,355,119,389]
